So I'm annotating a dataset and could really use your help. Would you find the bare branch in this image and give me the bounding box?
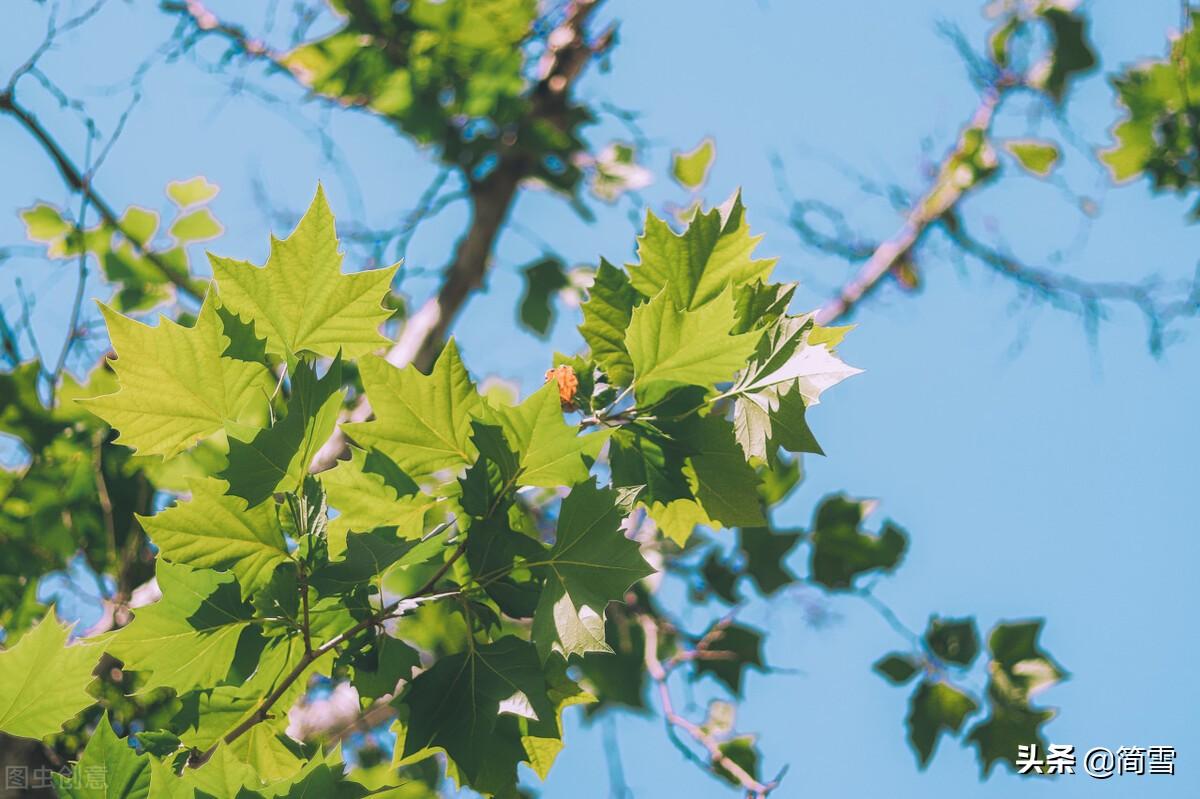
[639,614,779,799]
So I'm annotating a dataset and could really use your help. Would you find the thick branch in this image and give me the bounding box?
[309,0,609,471]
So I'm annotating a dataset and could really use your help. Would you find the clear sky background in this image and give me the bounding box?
[1,0,1197,796]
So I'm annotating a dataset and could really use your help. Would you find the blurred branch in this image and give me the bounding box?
[639,614,780,799]
[813,84,1007,325]
[0,90,206,304]
[941,211,1200,353]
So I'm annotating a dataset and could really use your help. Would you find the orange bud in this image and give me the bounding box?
[544,364,580,410]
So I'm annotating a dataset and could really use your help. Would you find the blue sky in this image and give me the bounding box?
[1,0,1197,796]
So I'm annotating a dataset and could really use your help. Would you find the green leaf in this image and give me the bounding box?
[671,137,716,190]
[108,560,254,694]
[625,286,759,405]
[21,203,71,242]
[466,514,543,619]
[874,653,921,685]
[1037,7,1097,104]
[808,495,907,590]
[180,743,259,797]
[352,635,421,702]
[626,192,775,309]
[310,528,441,598]
[221,354,345,506]
[925,616,980,667]
[0,612,98,739]
[321,447,434,557]
[691,622,764,696]
[396,636,555,790]
[713,736,760,788]
[121,207,160,247]
[738,526,802,596]
[209,185,398,358]
[81,291,273,458]
[986,619,1067,700]
[648,498,715,546]
[53,714,150,799]
[344,341,483,478]
[1004,139,1060,177]
[518,257,569,337]
[493,382,608,488]
[169,208,223,243]
[0,360,63,452]
[726,316,860,458]
[906,680,978,767]
[174,634,327,752]
[967,700,1056,777]
[139,477,291,599]
[677,414,765,528]
[531,480,653,660]
[579,259,639,385]
[167,176,220,208]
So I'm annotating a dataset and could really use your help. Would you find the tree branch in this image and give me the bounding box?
[0,90,207,303]
[814,86,1006,325]
[639,614,779,799]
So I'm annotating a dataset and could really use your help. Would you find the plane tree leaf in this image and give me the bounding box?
[344,341,483,478]
[107,560,255,695]
[80,291,272,458]
[139,477,292,599]
[531,480,653,660]
[221,354,345,506]
[626,192,775,309]
[625,286,759,406]
[0,612,99,740]
[209,186,397,358]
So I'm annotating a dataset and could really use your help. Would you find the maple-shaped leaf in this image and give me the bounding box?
[221,354,345,506]
[739,526,802,596]
[344,340,483,478]
[52,714,150,799]
[676,414,766,529]
[80,291,273,458]
[808,495,907,590]
[578,259,639,384]
[107,560,254,695]
[139,477,292,599]
[396,636,555,789]
[320,446,435,557]
[209,185,398,358]
[729,316,862,408]
[627,192,776,309]
[907,680,979,768]
[0,612,98,739]
[493,382,609,488]
[625,287,759,405]
[531,480,653,661]
[733,386,824,462]
[648,498,715,546]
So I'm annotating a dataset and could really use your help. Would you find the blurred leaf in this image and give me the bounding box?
[906,680,978,768]
[671,137,716,190]
[874,653,921,685]
[518,258,569,337]
[167,176,220,208]
[924,616,980,667]
[1004,139,1060,177]
[808,495,907,590]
